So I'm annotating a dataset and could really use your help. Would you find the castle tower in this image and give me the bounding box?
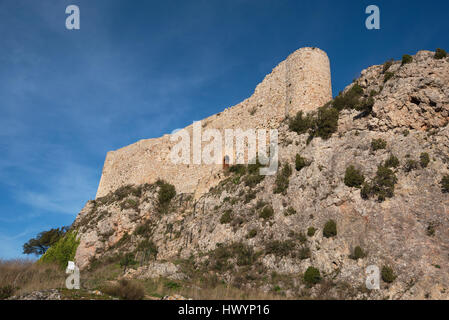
[284,47,332,117]
[95,47,332,199]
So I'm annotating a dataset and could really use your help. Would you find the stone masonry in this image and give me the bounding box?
[95,47,332,199]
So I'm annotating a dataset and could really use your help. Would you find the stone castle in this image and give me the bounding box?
[95,47,332,199]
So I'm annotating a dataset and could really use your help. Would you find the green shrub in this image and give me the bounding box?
[384,155,400,168]
[434,48,448,59]
[137,239,158,260]
[232,243,257,266]
[303,267,321,286]
[357,97,375,114]
[39,231,80,269]
[332,84,364,111]
[220,210,233,224]
[312,106,339,140]
[381,266,396,283]
[113,185,142,201]
[120,198,139,210]
[382,59,394,73]
[350,246,366,260]
[134,222,152,236]
[323,220,337,238]
[247,229,257,239]
[284,207,297,217]
[401,54,413,65]
[120,252,137,271]
[259,205,274,221]
[0,285,15,300]
[344,165,365,188]
[363,165,398,202]
[165,280,181,290]
[426,224,436,237]
[371,138,387,151]
[156,180,176,213]
[289,111,313,135]
[274,164,292,194]
[441,175,449,193]
[307,227,316,237]
[298,246,311,260]
[384,72,394,83]
[295,154,310,171]
[265,240,295,257]
[420,152,430,168]
[404,159,419,172]
[103,279,145,300]
[244,174,265,188]
[244,191,256,203]
[228,164,247,176]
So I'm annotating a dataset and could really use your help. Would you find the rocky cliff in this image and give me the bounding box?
[72,50,449,300]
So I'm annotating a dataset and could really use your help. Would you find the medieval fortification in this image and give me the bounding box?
[96,47,332,199]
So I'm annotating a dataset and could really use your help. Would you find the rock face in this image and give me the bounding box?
[73,50,449,300]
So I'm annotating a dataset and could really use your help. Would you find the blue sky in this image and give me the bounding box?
[0,0,448,259]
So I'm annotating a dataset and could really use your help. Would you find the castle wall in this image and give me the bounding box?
[95,47,332,199]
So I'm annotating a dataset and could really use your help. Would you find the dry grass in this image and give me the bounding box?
[102,279,145,300]
[0,259,65,298]
[141,278,286,300]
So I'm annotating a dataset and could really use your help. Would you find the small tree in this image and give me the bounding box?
[23,227,68,256]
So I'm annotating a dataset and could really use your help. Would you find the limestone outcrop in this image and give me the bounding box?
[73,49,449,300]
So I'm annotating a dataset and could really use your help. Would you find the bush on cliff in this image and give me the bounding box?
[382,59,394,73]
[289,111,313,135]
[344,165,365,188]
[361,165,398,202]
[441,175,449,193]
[381,266,396,283]
[350,246,366,260]
[220,210,233,224]
[311,105,339,140]
[156,180,176,213]
[274,163,292,194]
[295,154,310,172]
[39,231,79,269]
[332,84,364,111]
[384,72,394,83]
[434,48,447,59]
[323,220,337,238]
[401,54,413,65]
[384,155,400,168]
[420,152,430,168]
[259,205,274,221]
[371,138,387,151]
[303,267,321,286]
